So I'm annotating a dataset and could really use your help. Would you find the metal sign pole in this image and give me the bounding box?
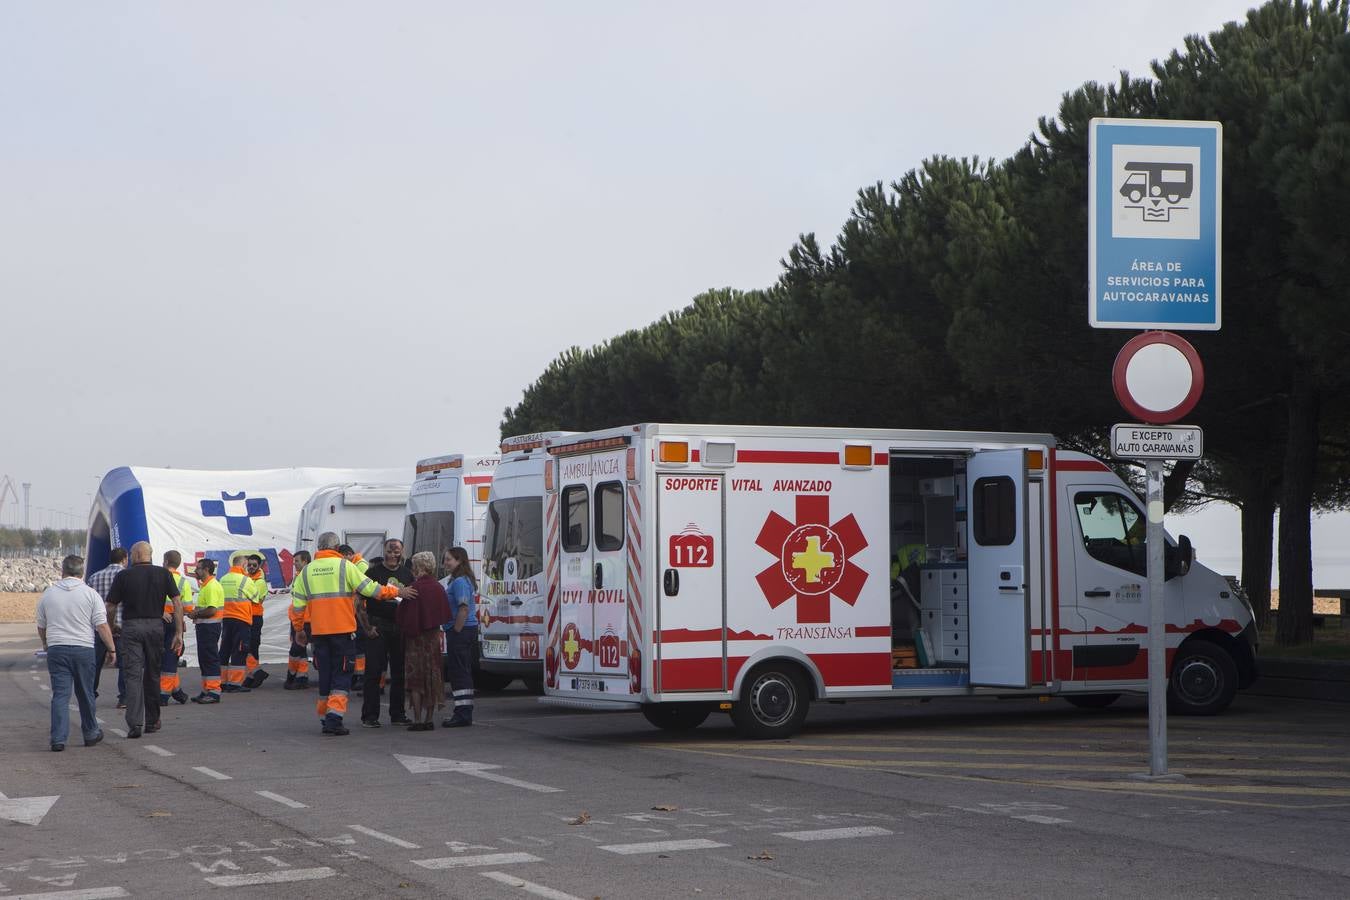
[1146,459,1168,776]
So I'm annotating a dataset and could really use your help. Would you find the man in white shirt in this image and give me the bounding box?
[37,555,118,752]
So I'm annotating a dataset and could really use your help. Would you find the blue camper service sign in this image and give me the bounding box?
[1089,118,1222,330]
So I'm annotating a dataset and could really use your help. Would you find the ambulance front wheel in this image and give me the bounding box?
[1168,640,1237,716]
[730,664,810,739]
[641,703,712,732]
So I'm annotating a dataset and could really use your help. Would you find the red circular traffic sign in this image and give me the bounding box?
[1112,331,1204,424]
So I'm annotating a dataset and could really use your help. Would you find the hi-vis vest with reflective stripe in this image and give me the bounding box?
[289,550,396,636]
[249,572,267,615]
[195,578,224,619]
[163,570,194,616]
[219,568,259,623]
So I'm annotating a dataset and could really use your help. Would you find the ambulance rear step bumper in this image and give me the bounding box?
[538,696,642,712]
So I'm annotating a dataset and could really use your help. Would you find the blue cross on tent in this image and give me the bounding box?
[200,491,271,536]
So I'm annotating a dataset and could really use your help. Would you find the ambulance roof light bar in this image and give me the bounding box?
[416,455,464,475]
[546,435,632,456]
[500,432,549,453]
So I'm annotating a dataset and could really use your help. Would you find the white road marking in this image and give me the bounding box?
[204,867,336,886]
[394,754,563,793]
[0,790,61,827]
[143,744,174,757]
[255,790,307,809]
[193,766,232,781]
[774,826,894,841]
[480,871,584,900]
[109,728,127,738]
[348,824,421,848]
[5,889,130,900]
[31,675,40,681]
[598,839,730,855]
[39,684,50,691]
[1013,814,1071,824]
[413,852,542,870]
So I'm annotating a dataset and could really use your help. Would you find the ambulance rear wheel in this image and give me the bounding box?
[1065,693,1119,710]
[731,664,809,739]
[641,703,712,732]
[1168,640,1237,716]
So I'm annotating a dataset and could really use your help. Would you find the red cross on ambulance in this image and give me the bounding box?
[755,494,868,623]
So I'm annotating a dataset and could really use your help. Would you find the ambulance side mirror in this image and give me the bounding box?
[1165,535,1194,581]
[664,569,679,596]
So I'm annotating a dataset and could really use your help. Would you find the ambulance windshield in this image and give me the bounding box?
[402,511,455,576]
[483,497,543,581]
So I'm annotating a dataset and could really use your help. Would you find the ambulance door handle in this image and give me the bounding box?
[664,569,679,596]
[509,599,524,606]
[1083,589,1111,598]
[594,563,603,590]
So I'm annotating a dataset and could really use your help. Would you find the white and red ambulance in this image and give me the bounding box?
[402,452,500,680]
[478,432,573,692]
[540,424,1258,738]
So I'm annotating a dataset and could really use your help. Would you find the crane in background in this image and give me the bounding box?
[0,475,18,527]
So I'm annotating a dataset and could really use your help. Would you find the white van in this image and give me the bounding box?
[295,482,411,561]
[478,433,573,692]
[402,452,501,682]
[539,424,1258,738]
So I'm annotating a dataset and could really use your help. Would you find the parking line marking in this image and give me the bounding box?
[480,871,584,900]
[193,766,232,781]
[255,790,307,809]
[39,684,50,691]
[144,744,174,757]
[204,867,335,886]
[598,839,730,855]
[5,888,131,900]
[775,826,894,841]
[109,728,127,738]
[414,852,542,870]
[468,771,565,793]
[1013,814,1071,824]
[348,824,421,848]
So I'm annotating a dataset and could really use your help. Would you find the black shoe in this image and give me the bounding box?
[84,732,104,747]
[51,742,65,752]
[283,680,305,691]
[251,670,270,687]
[198,693,221,704]
[172,689,188,704]
[322,724,350,736]
[127,726,142,739]
[361,719,381,729]
[390,716,413,727]
[145,722,161,734]
[441,716,472,728]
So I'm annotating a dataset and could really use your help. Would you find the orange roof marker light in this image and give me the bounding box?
[475,485,491,503]
[659,441,690,464]
[842,444,873,469]
[1026,449,1046,473]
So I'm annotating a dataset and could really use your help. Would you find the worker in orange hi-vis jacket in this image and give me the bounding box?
[243,554,270,689]
[289,532,412,736]
[217,552,257,694]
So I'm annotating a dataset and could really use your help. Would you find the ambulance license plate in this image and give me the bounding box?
[483,639,509,658]
[574,677,604,692]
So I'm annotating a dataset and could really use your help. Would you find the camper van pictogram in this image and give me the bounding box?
[1119,160,1193,222]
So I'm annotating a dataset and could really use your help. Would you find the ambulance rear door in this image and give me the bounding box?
[656,470,726,692]
[556,444,631,692]
[967,449,1031,688]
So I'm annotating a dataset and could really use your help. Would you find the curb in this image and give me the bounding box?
[1247,657,1350,703]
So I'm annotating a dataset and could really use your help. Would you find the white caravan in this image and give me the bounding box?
[295,482,411,561]
[478,432,574,692]
[539,424,1258,738]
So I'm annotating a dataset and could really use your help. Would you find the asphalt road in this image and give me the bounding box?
[3,624,1349,900]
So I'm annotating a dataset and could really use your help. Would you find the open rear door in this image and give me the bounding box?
[967,449,1030,688]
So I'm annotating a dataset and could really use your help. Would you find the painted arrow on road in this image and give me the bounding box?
[0,788,59,826]
[394,754,563,794]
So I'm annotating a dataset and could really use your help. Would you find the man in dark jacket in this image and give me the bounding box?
[360,538,414,728]
[106,542,182,738]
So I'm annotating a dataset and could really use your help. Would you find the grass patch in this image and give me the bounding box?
[1258,616,1350,660]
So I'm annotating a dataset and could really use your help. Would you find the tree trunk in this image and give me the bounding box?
[1162,459,1196,512]
[1275,370,1319,647]
[1239,486,1276,630]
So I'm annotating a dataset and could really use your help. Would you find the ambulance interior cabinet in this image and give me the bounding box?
[920,564,968,665]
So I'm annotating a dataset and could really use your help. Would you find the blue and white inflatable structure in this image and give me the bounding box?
[87,466,407,587]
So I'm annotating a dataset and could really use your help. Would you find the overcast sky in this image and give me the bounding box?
[9,1,1334,585]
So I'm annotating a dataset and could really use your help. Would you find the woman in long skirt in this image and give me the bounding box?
[396,552,452,730]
